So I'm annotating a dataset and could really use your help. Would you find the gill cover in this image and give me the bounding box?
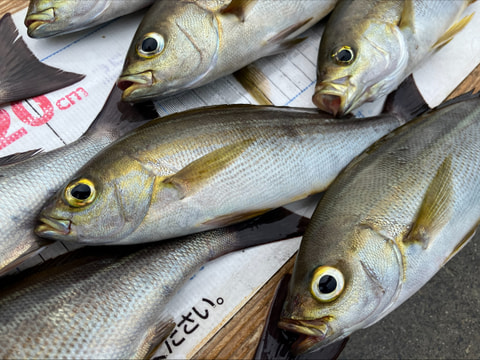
[119,0,220,101]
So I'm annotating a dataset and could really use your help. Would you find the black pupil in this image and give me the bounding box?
[337,49,353,62]
[71,184,91,200]
[142,37,158,52]
[318,275,337,294]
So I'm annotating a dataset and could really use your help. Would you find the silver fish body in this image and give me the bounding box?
[36,104,410,245]
[0,208,307,359]
[118,0,336,102]
[313,0,473,115]
[0,88,154,276]
[279,94,480,354]
[25,0,154,38]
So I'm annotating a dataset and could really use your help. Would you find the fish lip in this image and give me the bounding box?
[35,216,72,240]
[312,82,349,116]
[25,8,55,34]
[117,71,154,102]
[278,318,330,355]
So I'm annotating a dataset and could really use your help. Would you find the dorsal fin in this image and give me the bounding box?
[0,149,42,167]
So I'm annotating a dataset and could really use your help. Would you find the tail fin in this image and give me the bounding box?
[83,85,158,140]
[0,13,85,105]
[254,274,349,360]
[226,207,310,254]
[383,75,430,124]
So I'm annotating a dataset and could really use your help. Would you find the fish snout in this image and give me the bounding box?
[35,215,72,240]
[117,71,154,101]
[312,92,344,117]
[277,317,330,355]
[25,8,55,36]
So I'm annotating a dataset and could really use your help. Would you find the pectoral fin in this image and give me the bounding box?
[398,0,415,31]
[163,139,255,199]
[220,0,256,22]
[431,12,475,50]
[404,155,454,249]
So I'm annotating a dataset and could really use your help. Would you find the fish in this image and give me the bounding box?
[278,91,480,354]
[254,274,349,360]
[35,76,429,246]
[0,86,157,276]
[25,0,154,38]
[0,207,308,359]
[117,0,337,102]
[312,0,474,116]
[0,13,85,105]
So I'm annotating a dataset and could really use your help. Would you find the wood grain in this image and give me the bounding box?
[193,255,297,360]
[0,0,28,17]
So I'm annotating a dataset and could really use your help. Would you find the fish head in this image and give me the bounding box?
[118,1,220,102]
[279,220,403,354]
[313,20,408,116]
[35,157,157,244]
[25,0,108,38]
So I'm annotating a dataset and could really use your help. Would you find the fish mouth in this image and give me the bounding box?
[277,318,330,355]
[25,8,55,35]
[117,71,154,102]
[35,216,72,240]
[312,80,351,117]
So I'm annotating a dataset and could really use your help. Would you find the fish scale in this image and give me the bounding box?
[0,87,156,276]
[313,0,473,115]
[279,94,480,354]
[25,0,155,38]
[35,104,415,245]
[118,0,337,102]
[0,208,307,359]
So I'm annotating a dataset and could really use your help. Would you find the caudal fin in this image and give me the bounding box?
[383,75,430,124]
[83,85,159,140]
[0,13,85,105]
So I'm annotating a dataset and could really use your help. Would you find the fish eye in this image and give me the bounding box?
[137,32,165,58]
[332,46,355,65]
[64,178,96,207]
[310,266,345,302]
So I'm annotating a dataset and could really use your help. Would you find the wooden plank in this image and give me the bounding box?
[448,62,480,99]
[0,0,28,17]
[193,255,297,359]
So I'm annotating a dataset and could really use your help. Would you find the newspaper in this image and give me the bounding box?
[2,4,480,358]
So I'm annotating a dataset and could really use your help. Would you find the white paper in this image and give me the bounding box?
[2,5,480,359]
